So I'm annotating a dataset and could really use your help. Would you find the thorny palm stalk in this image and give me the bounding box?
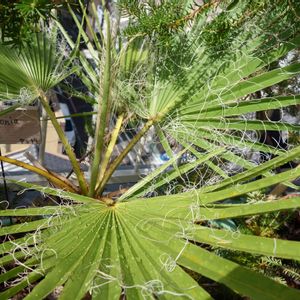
[88,7,112,197]
[97,118,154,195]
[39,91,88,195]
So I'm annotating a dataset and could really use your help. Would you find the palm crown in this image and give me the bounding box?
[1,1,300,299]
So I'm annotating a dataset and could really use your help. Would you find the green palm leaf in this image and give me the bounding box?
[2,149,300,299]
[2,175,300,299]
[0,33,71,103]
[125,3,300,178]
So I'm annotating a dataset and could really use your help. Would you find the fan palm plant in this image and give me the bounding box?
[1,0,300,299]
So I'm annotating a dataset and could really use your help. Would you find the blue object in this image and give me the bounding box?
[160,152,170,161]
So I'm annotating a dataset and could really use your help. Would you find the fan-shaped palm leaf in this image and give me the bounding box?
[0,32,88,194]
[0,33,73,103]
[98,2,295,181]
[1,155,300,299]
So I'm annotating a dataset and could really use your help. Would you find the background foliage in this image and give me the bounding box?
[0,0,67,46]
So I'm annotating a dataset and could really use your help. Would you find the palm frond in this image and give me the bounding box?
[2,170,300,299]
[0,32,71,104]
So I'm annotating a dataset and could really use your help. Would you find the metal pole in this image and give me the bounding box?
[39,105,48,165]
[0,148,10,206]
